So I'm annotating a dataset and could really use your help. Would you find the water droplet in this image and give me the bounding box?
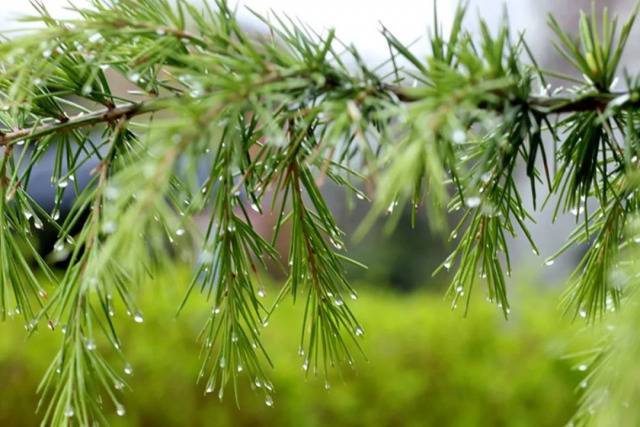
[127,71,141,83]
[34,217,44,230]
[213,307,221,315]
[104,186,119,200]
[443,261,452,270]
[133,312,144,323]
[329,238,343,250]
[302,359,309,371]
[544,259,555,266]
[350,292,358,300]
[465,197,481,208]
[579,309,587,319]
[265,395,274,407]
[101,221,116,234]
[124,363,133,375]
[64,405,74,418]
[452,129,466,144]
[334,298,343,306]
[324,381,331,390]
[531,248,539,256]
[580,379,588,389]
[250,203,260,212]
[57,179,69,188]
[116,403,125,416]
[54,241,64,252]
[219,357,225,368]
[206,385,214,394]
[88,32,103,43]
[356,192,365,200]
[85,339,96,351]
[578,364,588,372]
[456,285,464,295]
[355,327,364,337]
[175,228,185,236]
[237,364,243,372]
[114,380,125,390]
[386,201,398,214]
[257,288,266,298]
[23,210,33,220]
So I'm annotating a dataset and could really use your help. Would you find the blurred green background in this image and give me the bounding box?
[0,270,592,427]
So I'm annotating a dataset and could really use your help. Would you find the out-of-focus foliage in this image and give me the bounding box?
[0,272,589,427]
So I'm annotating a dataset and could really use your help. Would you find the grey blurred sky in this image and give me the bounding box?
[0,1,545,63]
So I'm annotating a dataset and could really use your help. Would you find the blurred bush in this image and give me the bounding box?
[0,273,589,427]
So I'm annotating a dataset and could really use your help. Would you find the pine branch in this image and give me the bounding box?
[1,0,640,425]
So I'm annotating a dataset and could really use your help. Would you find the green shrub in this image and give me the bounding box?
[0,274,588,427]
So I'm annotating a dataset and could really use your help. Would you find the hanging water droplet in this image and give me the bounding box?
[350,292,358,300]
[531,248,539,256]
[324,381,331,390]
[329,238,343,250]
[219,357,226,368]
[23,210,33,220]
[206,385,214,394]
[443,261,452,270]
[176,228,185,236]
[580,379,588,389]
[127,71,141,82]
[54,241,64,252]
[355,327,364,337]
[124,363,133,375]
[255,378,262,388]
[57,179,69,189]
[64,404,74,418]
[237,364,243,372]
[101,221,116,234]
[34,217,44,230]
[456,285,464,295]
[465,197,481,208]
[302,359,309,371]
[257,288,266,298]
[579,309,587,319]
[386,200,398,214]
[265,395,274,407]
[88,32,103,43]
[544,259,555,266]
[578,364,588,372]
[114,380,125,390]
[213,307,221,315]
[116,403,125,416]
[85,339,96,351]
[356,192,365,200]
[452,129,466,144]
[133,312,144,323]
[81,84,92,96]
[334,298,344,306]
[250,203,260,212]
